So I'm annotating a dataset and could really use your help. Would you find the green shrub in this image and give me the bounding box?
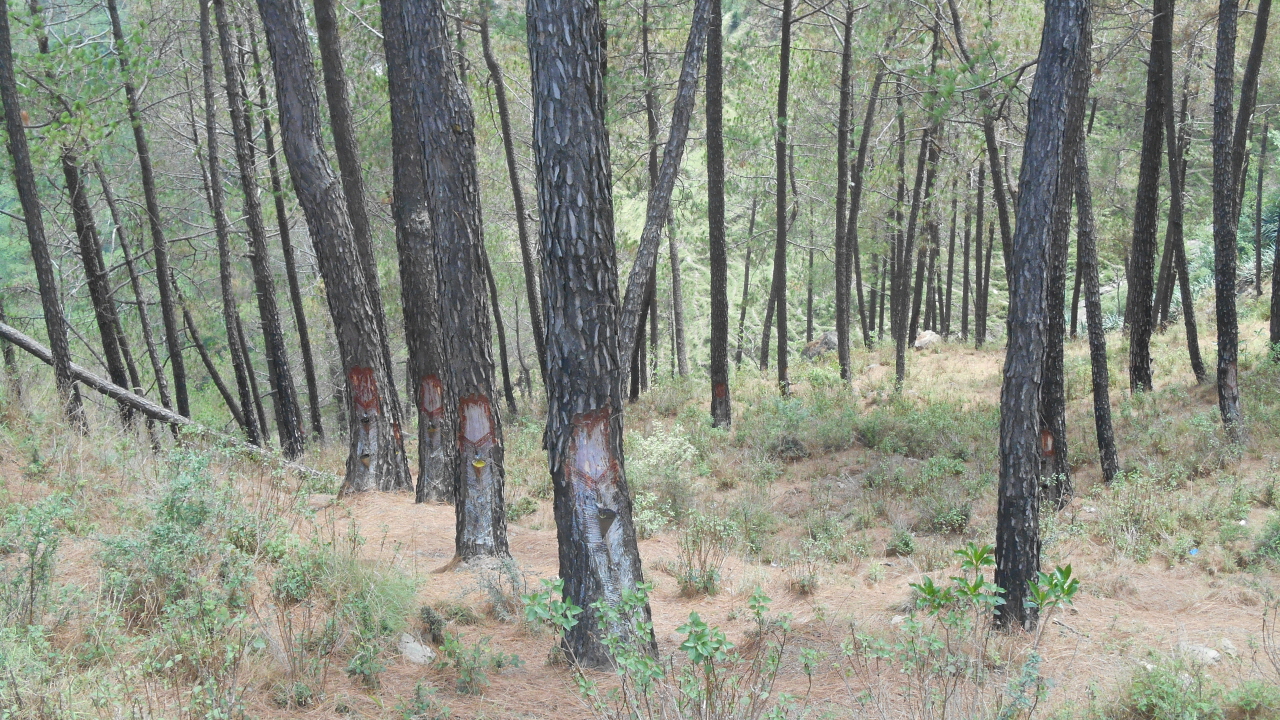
[1,494,70,626]
[1115,658,1224,720]
[505,496,538,523]
[438,632,522,695]
[886,526,916,557]
[676,512,737,596]
[1255,513,1280,563]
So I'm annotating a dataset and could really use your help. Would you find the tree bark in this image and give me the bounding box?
[1126,0,1172,393]
[1041,140,1073,508]
[975,159,988,347]
[62,156,131,422]
[893,126,932,389]
[961,199,971,340]
[215,0,305,457]
[994,0,1089,631]
[770,0,793,394]
[833,2,854,373]
[668,217,689,377]
[312,0,399,418]
[735,246,752,368]
[401,0,510,560]
[1257,122,1269,297]
[257,0,412,492]
[480,12,546,382]
[1212,0,1271,441]
[0,294,18,401]
[848,71,884,351]
[0,1,83,423]
[805,247,815,342]
[483,247,518,415]
[616,0,712,381]
[199,2,261,446]
[944,188,957,336]
[707,0,730,426]
[1075,135,1120,483]
[105,0,189,417]
[527,0,654,668]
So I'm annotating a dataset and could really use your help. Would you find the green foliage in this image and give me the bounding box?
[505,496,538,523]
[397,681,452,720]
[477,558,528,622]
[1,494,70,627]
[1114,658,1225,720]
[437,632,522,695]
[522,577,582,640]
[675,511,737,596]
[627,424,699,523]
[886,526,916,557]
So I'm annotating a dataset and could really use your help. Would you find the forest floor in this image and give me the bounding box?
[5,296,1280,719]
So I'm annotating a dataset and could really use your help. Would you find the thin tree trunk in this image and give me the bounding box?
[258,0,412,491]
[1076,135,1120,483]
[105,0,189,418]
[760,268,777,370]
[849,73,885,352]
[312,0,400,419]
[528,0,654,667]
[198,4,260,445]
[974,160,988,347]
[707,0,730,425]
[484,247,518,415]
[944,188,957,336]
[805,247,815,343]
[995,0,1090,630]
[380,0,451,504]
[1257,122,1269,296]
[961,197,971,340]
[215,0,304,457]
[0,294,18,401]
[250,19,323,440]
[480,12,546,382]
[735,246,752,367]
[894,125,933,389]
[771,0,793,394]
[834,2,855,373]
[668,216,689,377]
[1070,254,1082,337]
[617,0,712,380]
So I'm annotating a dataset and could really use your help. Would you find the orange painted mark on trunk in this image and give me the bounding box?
[713,382,728,399]
[568,406,616,491]
[458,394,495,454]
[348,366,381,414]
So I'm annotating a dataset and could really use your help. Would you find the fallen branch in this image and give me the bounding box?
[0,320,335,482]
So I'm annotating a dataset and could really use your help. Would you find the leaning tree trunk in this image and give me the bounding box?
[0,1,83,422]
[707,0,730,426]
[257,0,412,492]
[994,0,1090,631]
[1126,0,1172,393]
[380,0,452,504]
[1075,134,1120,483]
[770,0,793,394]
[482,247,518,415]
[479,12,546,382]
[616,0,712,381]
[312,0,400,422]
[215,0,305,458]
[401,0,509,560]
[105,0,188,417]
[1257,122,1268,297]
[250,20,324,439]
[527,0,654,669]
[848,71,885,351]
[62,156,131,422]
[198,3,260,446]
[736,203,756,367]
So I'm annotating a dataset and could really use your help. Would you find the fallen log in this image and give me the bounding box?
[0,320,334,482]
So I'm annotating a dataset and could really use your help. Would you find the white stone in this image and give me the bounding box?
[890,615,906,626]
[913,330,942,351]
[1220,638,1238,658]
[1177,642,1221,665]
[399,633,436,664]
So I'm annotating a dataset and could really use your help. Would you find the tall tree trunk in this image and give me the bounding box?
[771,0,793,394]
[805,247,815,342]
[198,4,260,446]
[1212,0,1271,441]
[95,162,173,412]
[249,20,324,439]
[944,188,957,336]
[528,0,654,668]
[834,3,855,373]
[257,0,412,492]
[1126,0,1172,393]
[894,126,933,388]
[480,12,546,382]
[617,0,712,380]
[849,72,884,352]
[215,0,304,457]
[484,248,518,415]
[312,0,400,419]
[105,0,189,417]
[0,8,81,421]
[1257,122,1269,296]
[400,0,511,558]
[735,246,752,367]
[760,266,777,370]
[63,157,131,422]
[961,198,971,340]
[974,160,988,347]
[1041,143,1073,508]
[707,0,731,426]
[668,217,689,377]
[1075,135,1120,483]
[995,0,1090,630]
[1070,255,1082,337]
[1156,66,1194,324]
